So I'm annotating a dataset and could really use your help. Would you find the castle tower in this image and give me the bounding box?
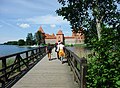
[38,26,45,44]
[38,26,45,34]
[72,30,76,37]
[56,30,64,43]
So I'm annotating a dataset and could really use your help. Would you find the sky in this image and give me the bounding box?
[0,0,72,44]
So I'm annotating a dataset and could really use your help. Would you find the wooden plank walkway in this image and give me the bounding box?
[12,48,79,88]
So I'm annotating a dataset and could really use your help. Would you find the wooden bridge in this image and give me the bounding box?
[0,46,87,88]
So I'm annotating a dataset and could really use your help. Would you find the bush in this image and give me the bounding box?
[86,27,120,88]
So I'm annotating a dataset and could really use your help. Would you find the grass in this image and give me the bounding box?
[0,58,15,70]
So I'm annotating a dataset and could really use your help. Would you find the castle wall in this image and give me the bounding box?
[74,39,84,44]
[45,39,56,44]
[65,38,75,44]
[45,38,84,45]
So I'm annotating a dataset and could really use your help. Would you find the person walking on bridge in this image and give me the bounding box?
[56,40,61,59]
[58,42,65,64]
[46,43,52,61]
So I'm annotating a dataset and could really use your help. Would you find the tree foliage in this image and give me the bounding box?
[34,31,42,45]
[18,39,25,46]
[86,26,120,88]
[57,0,120,87]
[26,33,34,45]
[4,41,18,45]
[56,0,120,40]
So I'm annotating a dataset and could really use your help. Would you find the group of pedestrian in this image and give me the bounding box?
[46,41,65,64]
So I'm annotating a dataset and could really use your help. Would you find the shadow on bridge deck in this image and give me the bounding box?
[12,48,79,88]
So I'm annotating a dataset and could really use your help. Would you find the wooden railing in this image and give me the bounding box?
[64,47,87,88]
[0,46,46,88]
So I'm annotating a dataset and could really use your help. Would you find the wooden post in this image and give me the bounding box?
[70,54,73,71]
[39,48,42,57]
[31,50,34,62]
[83,63,87,88]
[73,58,77,82]
[26,51,29,65]
[67,51,70,66]
[0,80,5,88]
[16,55,21,72]
[80,58,87,88]
[2,59,7,82]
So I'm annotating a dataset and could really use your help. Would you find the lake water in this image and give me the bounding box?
[0,45,91,58]
[0,45,34,57]
[67,46,91,58]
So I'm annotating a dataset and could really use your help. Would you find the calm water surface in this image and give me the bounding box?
[67,46,91,58]
[0,45,34,57]
[0,45,90,58]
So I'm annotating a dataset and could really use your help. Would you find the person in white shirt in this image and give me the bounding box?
[58,42,65,64]
[56,41,61,59]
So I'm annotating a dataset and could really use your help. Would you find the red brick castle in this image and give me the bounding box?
[38,26,84,44]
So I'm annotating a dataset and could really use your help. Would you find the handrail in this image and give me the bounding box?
[0,46,47,88]
[64,47,87,88]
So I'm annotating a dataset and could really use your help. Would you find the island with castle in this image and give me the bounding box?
[38,26,85,45]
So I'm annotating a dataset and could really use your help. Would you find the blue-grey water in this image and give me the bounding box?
[0,45,90,58]
[0,45,34,57]
[67,46,91,58]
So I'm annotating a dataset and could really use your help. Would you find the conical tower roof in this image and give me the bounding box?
[57,30,63,35]
[52,33,55,36]
[38,26,45,33]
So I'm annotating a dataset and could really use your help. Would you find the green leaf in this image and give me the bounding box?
[116,81,120,86]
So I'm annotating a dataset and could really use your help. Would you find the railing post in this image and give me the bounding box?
[31,50,34,62]
[2,59,7,82]
[34,49,38,60]
[67,51,70,66]
[80,58,87,88]
[39,48,42,57]
[26,51,29,65]
[73,58,77,82]
[0,80,5,88]
[16,55,21,72]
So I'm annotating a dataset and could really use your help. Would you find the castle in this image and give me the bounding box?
[38,26,84,45]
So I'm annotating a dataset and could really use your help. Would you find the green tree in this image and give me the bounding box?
[34,31,42,45]
[26,33,34,45]
[4,41,18,45]
[18,39,25,46]
[34,31,45,45]
[57,0,120,87]
[56,0,120,40]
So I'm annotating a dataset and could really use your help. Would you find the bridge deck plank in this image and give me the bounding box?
[12,48,79,88]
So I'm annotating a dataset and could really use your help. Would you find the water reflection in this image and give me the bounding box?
[67,46,91,58]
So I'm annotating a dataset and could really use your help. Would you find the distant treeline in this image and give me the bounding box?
[4,39,25,46]
[4,31,45,46]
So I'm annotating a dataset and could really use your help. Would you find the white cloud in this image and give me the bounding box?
[17,23,30,28]
[18,15,69,25]
[50,24,56,28]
